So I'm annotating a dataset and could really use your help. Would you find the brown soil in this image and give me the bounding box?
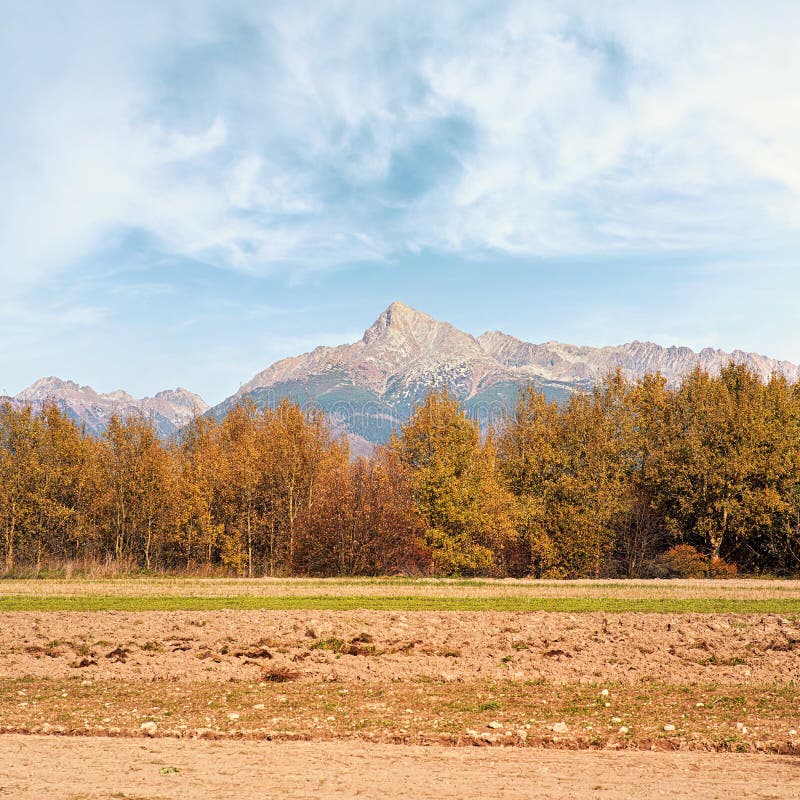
[1,735,798,800]
[2,675,799,753]
[3,609,799,796]
[2,610,798,684]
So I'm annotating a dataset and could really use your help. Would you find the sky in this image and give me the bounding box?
[2,0,800,405]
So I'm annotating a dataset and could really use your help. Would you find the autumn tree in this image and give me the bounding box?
[742,374,800,573]
[394,389,516,576]
[654,365,800,573]
[211,402,263,574]
[175,415,222,568]
[612,373,673,576]
[0,402,103,571]
[496,386,562,576]
[498,376,631,578]
[296,448,428,576]
[102,414,176,569]
[35,403,103,564]
[209,399,347,576]
[0,404,43,570]
[259,399,348,575]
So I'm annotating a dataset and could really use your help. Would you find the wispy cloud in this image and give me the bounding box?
[2,1,799,287]
[0,299,108,331]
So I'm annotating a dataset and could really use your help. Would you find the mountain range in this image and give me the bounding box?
[6,301,800,450]
[1,378,208,439]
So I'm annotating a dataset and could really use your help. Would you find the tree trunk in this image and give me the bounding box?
[711,508,728,561]
[4,506,15,572]
[246,510,253,578]
[288,482,295,573]
[145,519,152,571]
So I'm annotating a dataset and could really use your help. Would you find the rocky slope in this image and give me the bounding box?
[212,301,800,447]
[233,301,512,406]
[6,377,209,438]
[210,302,577,446]
[477,331,800,387]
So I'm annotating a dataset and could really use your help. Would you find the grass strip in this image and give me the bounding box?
[1,594,799,613]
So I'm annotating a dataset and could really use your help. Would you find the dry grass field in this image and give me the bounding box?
[1,576,799,612]
[1,577,798,798]
[2,575,800,599]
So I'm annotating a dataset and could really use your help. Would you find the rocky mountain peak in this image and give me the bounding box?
[362,302,485,359]
[362,301,442,345]
[104,389,134,402]
[153,388,210,412]
[233,302,495,402]
[16,376,83,401]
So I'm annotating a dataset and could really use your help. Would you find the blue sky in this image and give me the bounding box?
[2,1,800,404]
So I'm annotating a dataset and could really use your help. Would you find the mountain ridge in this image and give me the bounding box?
[210,302,800,447]
[6,301,799,445]
[4,377,209,439]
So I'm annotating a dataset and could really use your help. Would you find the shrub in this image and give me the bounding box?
[662,544,709,578]
[709,557,738,579]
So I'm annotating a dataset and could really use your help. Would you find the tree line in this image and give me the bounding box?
[1,363,799,577]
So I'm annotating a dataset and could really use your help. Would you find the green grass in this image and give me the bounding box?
[1,594,799,613]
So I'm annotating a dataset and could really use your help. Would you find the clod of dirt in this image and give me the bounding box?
[71,657,97,668]
[24,645,63,659]
[105,647,130,663]
[235,648,273,660]
[766,637,799,652]
[346,643,377,656]
[262,666,301,683]
[291,652,310,663]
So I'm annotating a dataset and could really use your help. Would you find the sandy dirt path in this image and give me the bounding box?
[0,735,797,800]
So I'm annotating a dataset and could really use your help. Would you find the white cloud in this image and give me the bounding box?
[413,3,800,253]
[1,0,800,287]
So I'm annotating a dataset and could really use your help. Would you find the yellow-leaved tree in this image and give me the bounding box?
[498,375,631,578]
[393,389,516,576]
